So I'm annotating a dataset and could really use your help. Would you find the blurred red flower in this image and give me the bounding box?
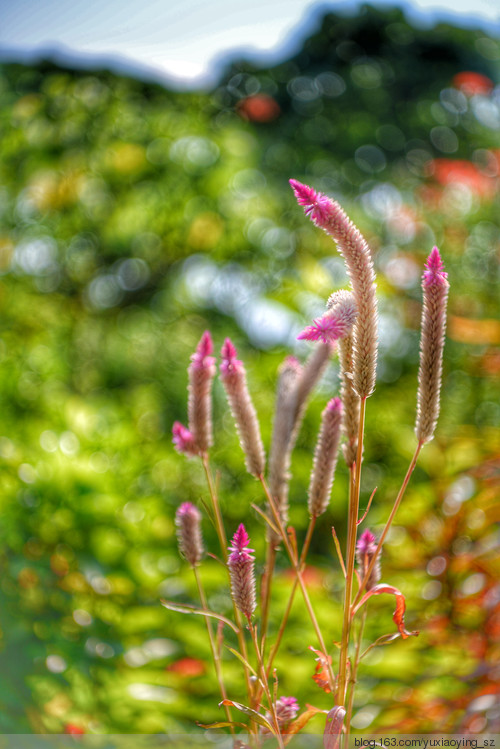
[237,94,280,122]
[167,657,205,677]
[64,724,85,735]
[427,158,496,198]
[452,71,494,96]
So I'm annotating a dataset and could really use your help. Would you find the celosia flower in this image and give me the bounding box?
[290,179,378,399]
[356,529,381,590]
[188,331,216,454]
[227,524,256,620]
[308,398,343,518]
[172,421,197,457]
[220,339,265,478]
[176,502,204,567]
[415,247,449,444]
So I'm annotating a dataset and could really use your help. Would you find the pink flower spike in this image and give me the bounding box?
[172,421,197,457]
[423,246,448,287]
[227,524,256,619]
[220,337,244,376]
[289,179,332,225]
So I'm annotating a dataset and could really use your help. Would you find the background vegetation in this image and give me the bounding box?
[0,4,499,735]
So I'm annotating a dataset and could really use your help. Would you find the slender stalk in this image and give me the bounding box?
[193,566,234,733]
[249,620,285,749]
[259,475,335,690]
[260,543,277,654]
[337,396,366,705]
[265,516,316,676]
[201,454,254,706]
[352,440,423,609]
[344,605,368,740]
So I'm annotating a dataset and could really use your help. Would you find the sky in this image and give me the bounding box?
[0,0,499,88]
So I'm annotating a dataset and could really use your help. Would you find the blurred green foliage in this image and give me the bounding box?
[0,3,499,736]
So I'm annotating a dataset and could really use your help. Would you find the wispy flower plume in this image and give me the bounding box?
[308,398,343,518]
[188,331,216,454]
[290,180,378,399]
[228,524,257,620]
[268,356,302,539]
[415,247,449,444]
[220,339,266,478]
[356,529,381,590]
[176,502,204,567]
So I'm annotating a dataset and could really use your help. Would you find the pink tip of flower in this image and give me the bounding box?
[423,247,448,287]
[220,337,244,376]
[228,523,254,562]
[297,312,342,344]
[177,501,199,519]
[357,528,377,555]
[289,179,332,225]
[190,330,216,370]
[172,421,196,456]
[276,696,299,722]
[326,397,343,414]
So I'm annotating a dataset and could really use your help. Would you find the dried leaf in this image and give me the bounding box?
[219,700,275,733]
[323,706,346,749]
[353,584,419,639]
[310,646,333,693]
[283,704,325,745]
[161,600,239,633]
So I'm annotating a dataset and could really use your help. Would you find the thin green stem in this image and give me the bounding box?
[265,515,316,677]
[259,475,335,690]
[352,440,423,610]
[249,620,285,749]
[344,605,368,741]
[200,454,254,708]
[193,566,234,734]
[337,396,366,706]
[260,542,277,655]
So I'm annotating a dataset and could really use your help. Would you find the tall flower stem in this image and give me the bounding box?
[337,396,366,705]
[265,515,316,677]
[344,605,368,739]
[259,543,277,655]
[248,620,285,749]
[201,454,253,705]
[193,566,234,733]
[259,475,335,690]
[352,440,423,608]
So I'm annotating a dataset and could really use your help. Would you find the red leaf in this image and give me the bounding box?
[353,584,419,639]
[283,704,325,745]
[310,646,334,693]
[323,706,346,749]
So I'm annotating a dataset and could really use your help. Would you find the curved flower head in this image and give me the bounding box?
[289,179,333,226]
